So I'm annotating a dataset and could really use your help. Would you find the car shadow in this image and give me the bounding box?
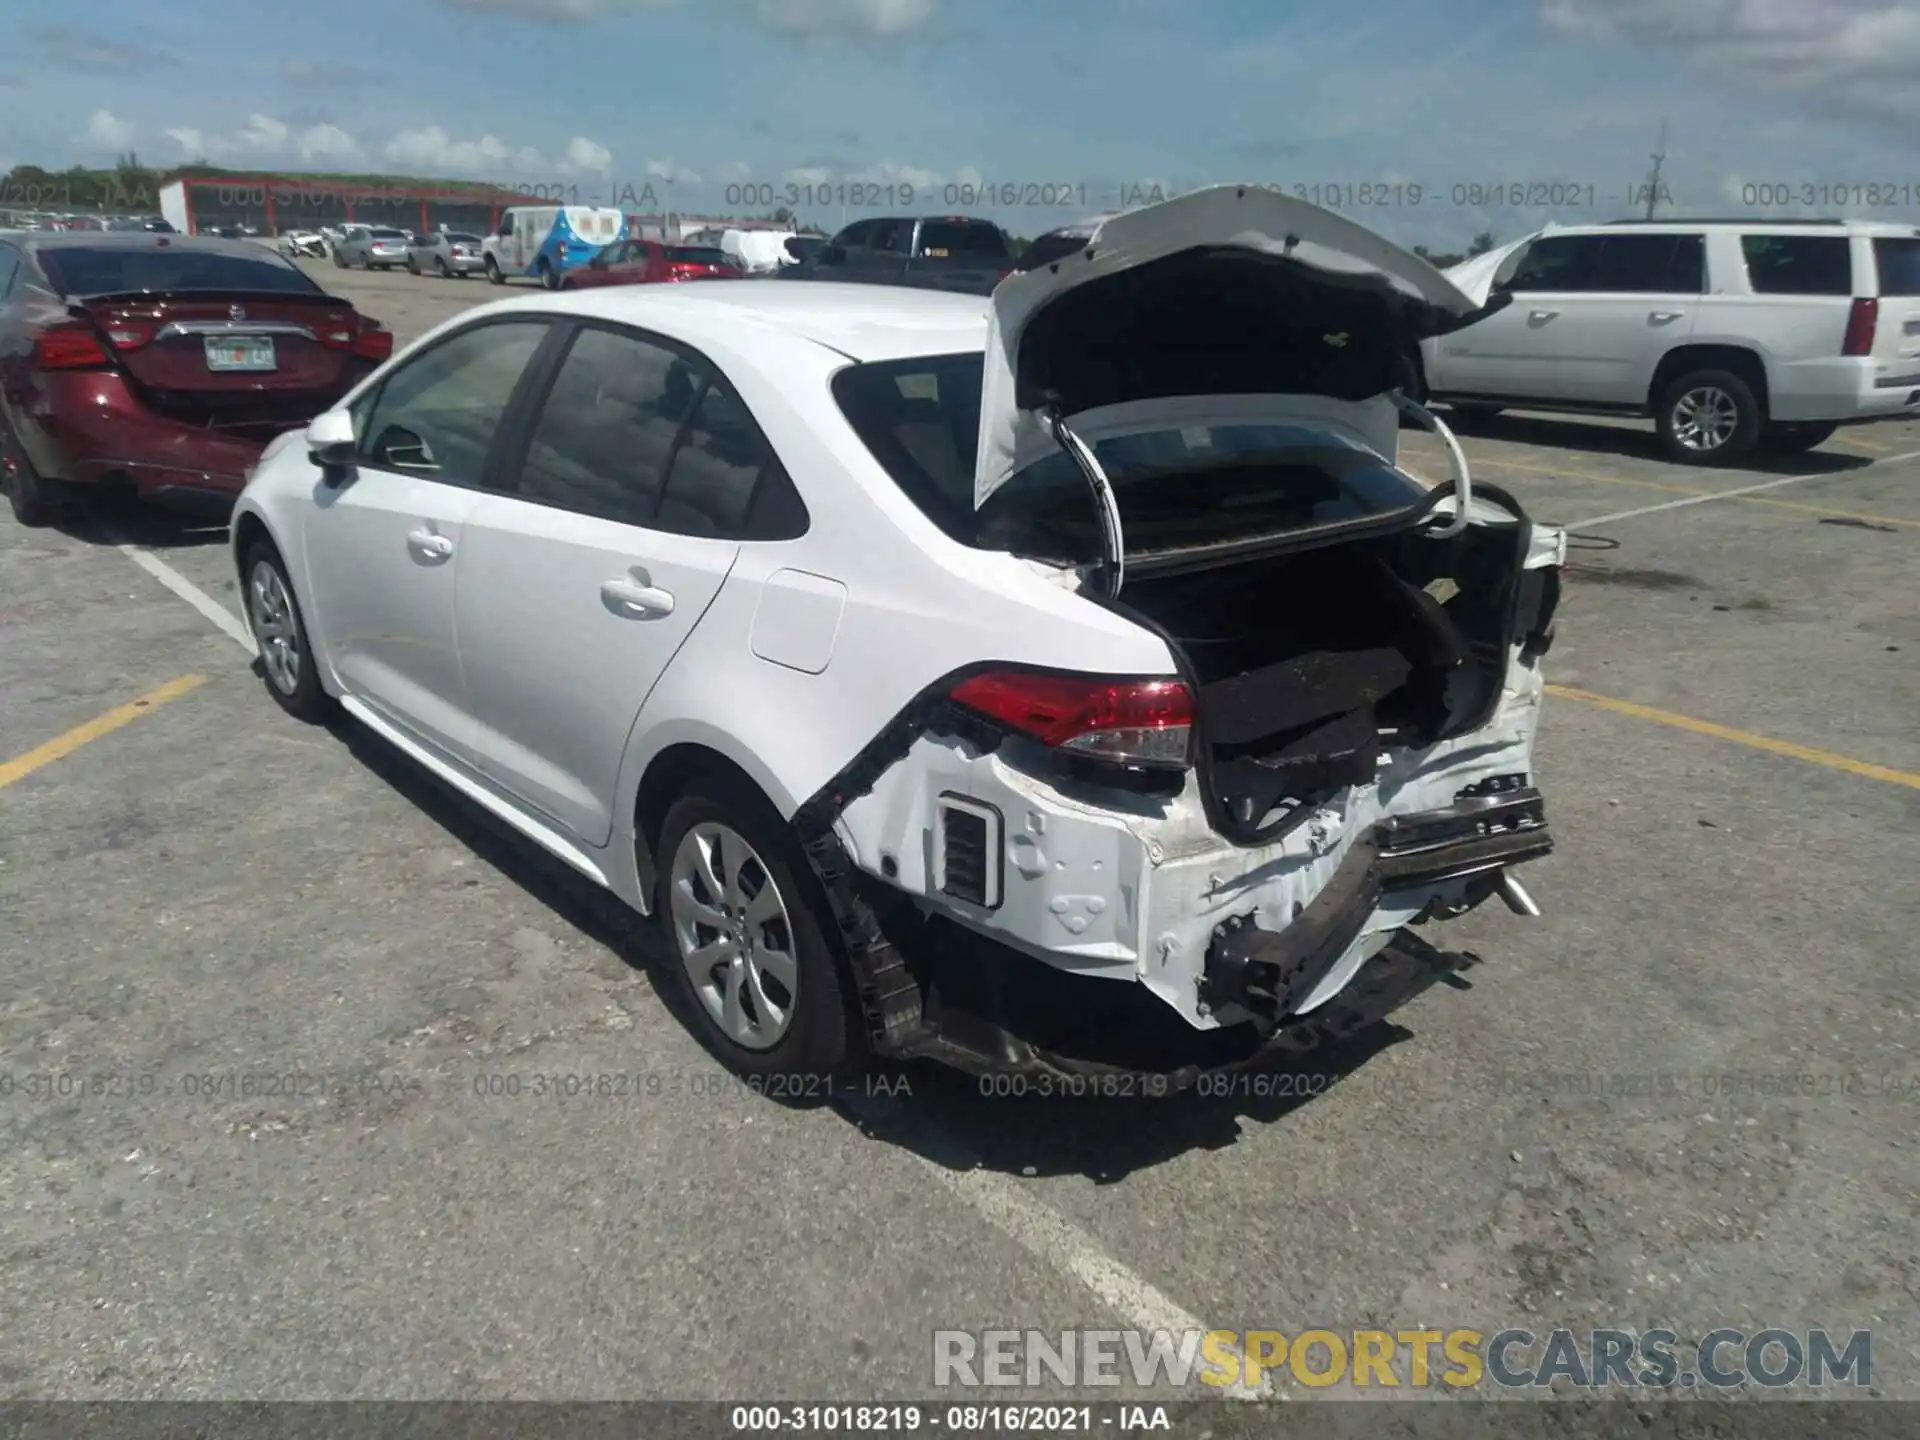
[1454,410,1877,475]
[61,497,232,550]
[323,710,1466,1179]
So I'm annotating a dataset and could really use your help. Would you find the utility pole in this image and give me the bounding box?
[1642,120,1669,219]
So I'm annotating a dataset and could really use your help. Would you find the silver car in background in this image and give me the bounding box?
[406,230,487,277]
[332,225,410,270]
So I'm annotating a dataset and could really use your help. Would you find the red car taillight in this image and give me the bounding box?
[353,319,393,361]
[949,669,1194,770]
[32,323,113,370]
[1842,297,1877,356]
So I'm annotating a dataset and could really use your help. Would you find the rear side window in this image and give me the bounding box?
[34,245,325,297]
[658,379,808,540]
[1741,235,1852,295]
[0,244,20,298]
[1872,238,1920,297]
[1590,234,1704,293]
[513,326,701,526]
[917,221,1013,261]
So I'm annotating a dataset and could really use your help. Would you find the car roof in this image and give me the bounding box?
[514,280,989,363]
[1549,218,1919,238]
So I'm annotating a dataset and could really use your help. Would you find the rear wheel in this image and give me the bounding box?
[332,248,346,268]
[2,428,56,527]
[1657,370,1760,466]
[1762,421,1839,456]
[436,257,452,278]
[655,776,859,1079]
[242,541,330,722]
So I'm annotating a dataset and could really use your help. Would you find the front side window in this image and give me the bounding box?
[357,321,550,480]
[1741,235,1852,295]
[511,326,702,526]
[1501,235,1601,292]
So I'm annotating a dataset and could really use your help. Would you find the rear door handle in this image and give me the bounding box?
[406,527,454,560]
[601,573,675,617]
[1650,310,1686,322]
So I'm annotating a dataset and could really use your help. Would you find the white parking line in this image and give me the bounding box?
[1564,460,1917,529]
[105,529,256,655]
[102,526,1263,1398]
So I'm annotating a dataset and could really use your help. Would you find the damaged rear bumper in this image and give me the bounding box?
[1199,787,1549,1024]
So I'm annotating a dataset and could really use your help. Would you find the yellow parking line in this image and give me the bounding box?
[0,674,208,790]
[1470,455,1918,529]
[1546,684,1920,791]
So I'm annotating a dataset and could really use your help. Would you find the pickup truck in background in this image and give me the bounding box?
[780,215,1018,294]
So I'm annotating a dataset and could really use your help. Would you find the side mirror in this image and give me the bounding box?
[306,410,356,467]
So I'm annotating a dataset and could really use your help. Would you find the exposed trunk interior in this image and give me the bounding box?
[1119,521,1525,838]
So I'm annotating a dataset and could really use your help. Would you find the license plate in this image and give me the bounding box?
[205,336,276,372]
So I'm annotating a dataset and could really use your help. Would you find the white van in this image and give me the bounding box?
[482,206,626,289]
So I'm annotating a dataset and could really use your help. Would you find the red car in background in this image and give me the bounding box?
[0,232,391,526]
[562,239,743,289]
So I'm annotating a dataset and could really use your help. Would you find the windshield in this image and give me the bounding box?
[35,245,326,297]
[833,352,1426,563]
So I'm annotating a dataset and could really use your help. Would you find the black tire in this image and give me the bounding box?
[332,249,347,268]
[1762,421,1839,456]
[1445,402,1502,430]
[241,541,331,722]
[408,258,420,275]
[538,260,559,291]
[1656,369,1761,466]
[2,426,57,527]
[654,775,861,1079]
[436,258,452,279]
[486,257,504,285]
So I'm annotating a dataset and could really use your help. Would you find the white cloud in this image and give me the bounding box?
[557,136,613,174]
[784,165,835,185]
[162,116,364,165]
[438,0,679,18]
[383,125,543,176]
[1541,0,1920,124]
[714,159,754,183]
[84,109,136,149]
[645,157,702,182]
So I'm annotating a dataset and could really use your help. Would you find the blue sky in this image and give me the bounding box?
[5,0,1918,249]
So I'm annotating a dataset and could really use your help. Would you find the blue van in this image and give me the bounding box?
[483,206,626,288]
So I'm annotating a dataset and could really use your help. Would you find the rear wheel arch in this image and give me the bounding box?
[632,744,795,907]
[1650,344,1770,418]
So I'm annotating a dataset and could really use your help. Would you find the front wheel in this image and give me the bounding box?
[485,257,504,285]
[1657,370,1761,466]
[2,428,57,527]
[242,542,331,722]
[655,777,860,1079]
[1761,421,1839,456]
[538,260,559,290]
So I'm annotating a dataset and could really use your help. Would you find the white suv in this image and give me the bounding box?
[1418,219,1920,464]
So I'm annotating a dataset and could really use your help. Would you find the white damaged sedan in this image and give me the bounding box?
[231,185,1564,1083]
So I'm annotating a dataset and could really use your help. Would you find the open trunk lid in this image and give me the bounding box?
[973,185,1507,511]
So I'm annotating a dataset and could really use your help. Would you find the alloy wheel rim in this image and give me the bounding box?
[668,822,798,1051]
[1673,386,1738,452]
[249,561,301,695]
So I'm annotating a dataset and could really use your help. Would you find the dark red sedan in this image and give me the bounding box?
[561,239,743,289]
[0,232,392,526]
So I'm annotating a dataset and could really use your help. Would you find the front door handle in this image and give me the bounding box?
[1650,310,1686,322]
[601,574,675,617]
[1528,309,1559,321]
[406,527,454,561]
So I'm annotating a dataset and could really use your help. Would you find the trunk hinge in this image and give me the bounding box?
[1043,404,1125,598]
[1396,393,1473,538]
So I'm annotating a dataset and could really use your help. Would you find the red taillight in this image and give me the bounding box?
[1843,297,1877,356]
[32,324,113,370]
[949,669,1194,769]
[353,320,393,361]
